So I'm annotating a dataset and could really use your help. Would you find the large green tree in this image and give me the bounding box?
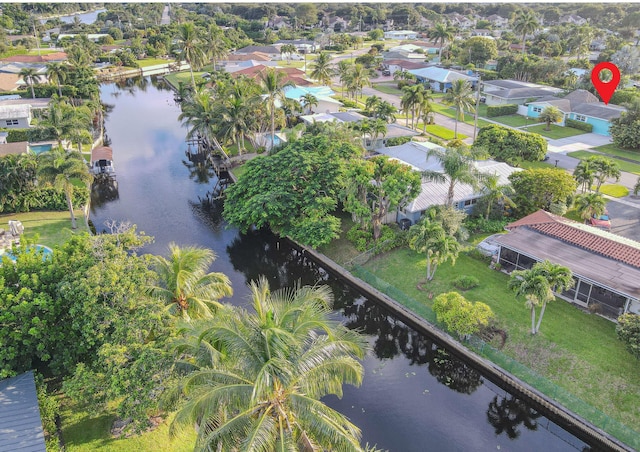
[344,156,421,240]
[168,278,366,451]
[474,124,547,164]
[148,243,233,320]
[223,136,360,247]
[508,168,577,216]
[37,147,92,229]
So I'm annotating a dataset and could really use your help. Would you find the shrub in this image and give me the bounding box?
[486,104,518,117]
[474,124,547,162]
[433,292,494,339]
[347,226,372,252]
[385,136,411,146]
[565,118,593,132]
[453,275,480,290]
[346,224,405,253]
[1,128,28,142]
[335,97,358,108]
[465,248,492,264]
[616,313,640,359]
[464,217,509,233]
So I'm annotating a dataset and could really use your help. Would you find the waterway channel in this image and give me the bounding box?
[90,76,590,451]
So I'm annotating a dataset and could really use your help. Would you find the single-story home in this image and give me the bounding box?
[57,33,109,43]
[283,86,342,113]
[408,66,478,93]
[526,89,625,136]
[234,45,281,59]
[384,30,419,40]
[482,80,563,106]
[375,140,521,221]
[382,59,430,74]
[0,98,50,128]
[275,39,318,54]
[0,141,29,156]
[0,371,47,452]
[494,210,640,320]
[229,65,311,86]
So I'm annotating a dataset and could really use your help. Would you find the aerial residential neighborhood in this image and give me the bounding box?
[0,3,639,452]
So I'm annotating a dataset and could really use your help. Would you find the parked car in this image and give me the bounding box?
[590,212,612,230]
[382,69,391,76]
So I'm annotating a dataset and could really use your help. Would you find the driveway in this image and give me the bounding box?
[546,133,612,153]
[604,198,640,242]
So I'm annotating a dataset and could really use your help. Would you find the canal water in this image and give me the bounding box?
[39,9,106,25]
[90,77,589,451]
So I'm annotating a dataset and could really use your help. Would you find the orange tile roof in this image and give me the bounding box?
[225,52,272,62]
[506,209,640,269]
[230,65,308,85]
[0,73,20,92]
[1,52,67,63]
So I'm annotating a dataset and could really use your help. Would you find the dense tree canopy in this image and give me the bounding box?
[508,168,577,216]
[475,124,547,164]
[223,135,361,247]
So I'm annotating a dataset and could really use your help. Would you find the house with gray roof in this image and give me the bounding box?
[482,79,563,106]
[526,89,625,136]
[408,66,478,92]
[0,371,46,452]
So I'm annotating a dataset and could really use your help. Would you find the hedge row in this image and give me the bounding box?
[0,127,55,143]
[486,104,518,117]
[565,118,593,132]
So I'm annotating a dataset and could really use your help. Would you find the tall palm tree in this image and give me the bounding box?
[375,101,397,123]
[213,94,252,155]
[169,277,366,451]
[423,145,486,207]
[589,156,621,193]
[19,67,42,99]
[512,10,539,55]
[178,87,217,143]
[336,60,351,97]
[40,101,91,150]
[37,147,92,229]
[300,93,318,114]
[400,84,428,129]
[346,64,371,100]
[207,24,229,71]
[365,95,381,115]
[177,22,206,89]
[575,192,607,223]
[443,80,475,139]
[573,160,595,193]
[481,174,515,220]
[408,219,461,281]
[429,23,455,62]
[309,51,334,86]
[259,68,295,144]
[149,243,232,320]
[45,62,68,97]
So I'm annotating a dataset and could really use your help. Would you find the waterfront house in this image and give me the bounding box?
[494,210,640,320]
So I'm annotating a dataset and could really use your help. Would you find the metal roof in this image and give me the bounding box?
[0,371,46,452]
[408,66,477,83]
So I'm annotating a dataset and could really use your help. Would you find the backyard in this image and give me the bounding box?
[568,150,640,175]
[521,123,586,139]
[0,210,90,249]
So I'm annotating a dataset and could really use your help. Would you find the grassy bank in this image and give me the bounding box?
[568,150,640,175]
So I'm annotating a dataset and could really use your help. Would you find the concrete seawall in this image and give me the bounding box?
[288,239,632,452]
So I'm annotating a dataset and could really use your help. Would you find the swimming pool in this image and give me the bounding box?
[1,244,53,262]
[29,144,53,154]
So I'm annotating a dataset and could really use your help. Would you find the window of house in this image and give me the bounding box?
[463,198,477,206]
[575,114,587,122]
[5,119,18,126]
[532,106,542,113]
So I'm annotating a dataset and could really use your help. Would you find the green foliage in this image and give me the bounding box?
[565,118,593,132]
[475,124,547,163]
[433,292,494,339]
[346,224,406,253]
[616,314,640,360]
[509,168,577,216]
[334,96,359,108]
[452,275,480,290]
[465,216,509,233]
[384,136,411,146]
[223,135,360,248]
[610,117,640,150]
[36,376,61,452]
[486,104,518,117]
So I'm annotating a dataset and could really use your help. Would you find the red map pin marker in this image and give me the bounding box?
[591,62,620,105]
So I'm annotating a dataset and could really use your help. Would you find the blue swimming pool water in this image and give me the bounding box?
[1,244,53,262]
[29,144,53,154]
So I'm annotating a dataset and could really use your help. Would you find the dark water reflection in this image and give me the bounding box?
[90,77,589,451]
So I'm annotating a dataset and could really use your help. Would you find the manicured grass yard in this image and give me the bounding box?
[422,123,467,140]
[164,71,205,89]
[360,248,640,428]
[597,184,630,198]
[519,160,554,170]
[490,114,540,128]
[0,210,90,248]
[521,124,585,139]
[137,58,173,68]
[593,144,640,163]
[372,83,403,96]
[432,102,492,128]
[568,150,640,175]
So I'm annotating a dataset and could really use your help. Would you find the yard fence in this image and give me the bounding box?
[351,264,640,451]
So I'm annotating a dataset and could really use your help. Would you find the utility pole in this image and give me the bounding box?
[473,72,481,141]
[32,16,41,56]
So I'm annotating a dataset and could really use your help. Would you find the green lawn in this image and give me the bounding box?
[0,210,90,249]
[163,71,204,89]
[317,212,361,266]
[595,184,629,197]
[568,151,640,175]
[518,160,554,170]
[593,144,640,163]
[371,83,403,96]
[421,123,467,140]
[61,398,195,452]
[137,58,172,68]
[360,248,640,428]
[432,102,492,128]
[521,124,585,139]
[490,114,540,128]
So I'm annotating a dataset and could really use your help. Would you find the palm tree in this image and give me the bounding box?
[169,277,366,451]
[280,43,297,64]
[40,101,91,150]
[512,10,539,55]
[46,62,68,97]
[375,101,397,123]
[177,22,206,89]
[408,218,461,281]
[538,106,563,131]
[365,95,381,115]
[573,160,595,193]
[443,80,475,139]
[429,23,455,62]
[148,243,232,320]
[178,87,217,143]
[481,174,516,220]
[300,93,318,114]
[420,98,436,132]
[259,68,295,145]
[213,94,252,155]
[508,268,554,335]
[575,192,607,223]
[423,145,486,207]
[634,176,640,195]
[207,24,229,71]
[400,84,429,129]
[346,64,371,100]
[309,51,334,86]
[37,147,92,229]
[19,67,42,99]
[336,60,351,97]
[589,156,621,193]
